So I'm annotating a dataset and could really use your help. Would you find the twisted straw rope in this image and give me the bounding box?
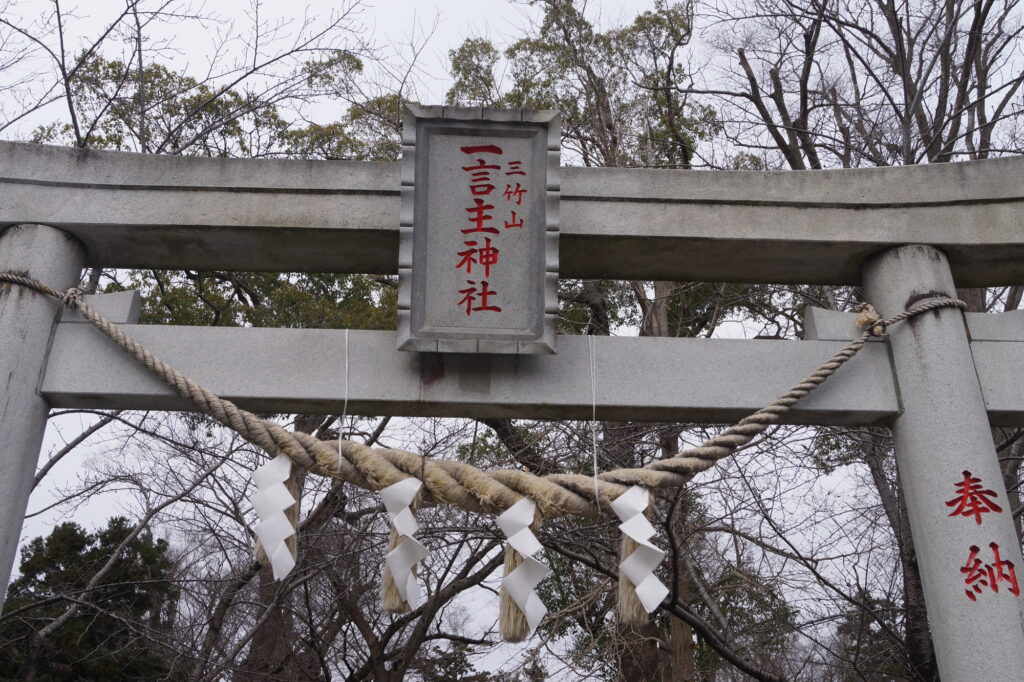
[1,272,966,519]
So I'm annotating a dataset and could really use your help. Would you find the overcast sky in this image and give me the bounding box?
[3,0,658,138]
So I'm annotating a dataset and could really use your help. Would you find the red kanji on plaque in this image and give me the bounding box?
[946,470,1003,525]
[455,238,499,278]
[462,159,501,173]
[463,198,499,234]
[504,210,524,230]
[961,542,1021,601]
[461,144,503,156]
[456,144,506,315]
[503,183,527,205]
[457,280,502,316]
[505,160,526,176]
[462,146,502,198]
[469,180,496,196]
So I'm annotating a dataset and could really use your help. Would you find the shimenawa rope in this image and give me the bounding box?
[0,271,967,516]
[0,271,968,632]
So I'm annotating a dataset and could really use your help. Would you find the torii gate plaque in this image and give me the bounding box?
[396,105,560,354]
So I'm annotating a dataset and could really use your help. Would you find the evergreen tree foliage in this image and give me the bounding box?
[0,517,179,680]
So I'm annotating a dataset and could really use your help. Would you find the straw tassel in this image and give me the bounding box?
[382,524,413,612]
[252,454,300,580]
[500,543,529,641]
[497,498,550,642]
[616,531,647,625]
[380,478,429,613]
[611,486,669,622]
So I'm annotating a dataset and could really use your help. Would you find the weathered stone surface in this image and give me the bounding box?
[60,290,141,324]
[863,245,1024,682]
[4,141,1024,284]
[804,306,1024,342]
[0,224,85,611]
[42,326,900,425]
[396,107,558,353]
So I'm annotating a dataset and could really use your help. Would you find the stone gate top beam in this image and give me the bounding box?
[37,322,1024,427]
[3,140,1024,285]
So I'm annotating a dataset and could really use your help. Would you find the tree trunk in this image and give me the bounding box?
[862,434,937,681]
[669,613,696,682]
[897,489,938,682]
[998,429,1023,548]
[616,621,663,682]
[233,568,309,681]
[662,428,695,682]
[235,416,322,681]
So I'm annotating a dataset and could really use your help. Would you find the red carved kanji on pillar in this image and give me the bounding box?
[990,543,1021,597]
[946,470,1003,525]
[961,542,1021,601]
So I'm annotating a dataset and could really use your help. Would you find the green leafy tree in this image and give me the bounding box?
[0,517,180,680]
[446,1,721,169]
[31,54,291,156]
[692,565,798,679]
[283,93,405,161]
[40,53,403,330]
[114,270,397,332]
[832,591,913,681]
[446,39,503,108]
[409,642,547,682]
[410,642,496,681]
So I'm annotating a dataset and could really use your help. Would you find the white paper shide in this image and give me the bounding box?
[251,454,298,580]
[497,498,551,632]
[610,485,669,612]
[381,477,430,609]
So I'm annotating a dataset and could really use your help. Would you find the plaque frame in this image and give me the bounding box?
[396,105,560,354]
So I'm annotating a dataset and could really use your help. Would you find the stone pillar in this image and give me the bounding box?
[0,224,85,610]
[863,244,1024,682]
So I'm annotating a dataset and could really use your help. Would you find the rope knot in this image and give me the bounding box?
[855,303,885,336]
[61,287,84,308]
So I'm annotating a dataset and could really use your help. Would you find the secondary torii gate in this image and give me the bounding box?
[2,124,1024,680]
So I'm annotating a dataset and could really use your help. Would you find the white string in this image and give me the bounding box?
[589,334,599,512]
[337,329,350,469]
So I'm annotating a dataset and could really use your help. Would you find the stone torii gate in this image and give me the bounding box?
[2,134,1024,680]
